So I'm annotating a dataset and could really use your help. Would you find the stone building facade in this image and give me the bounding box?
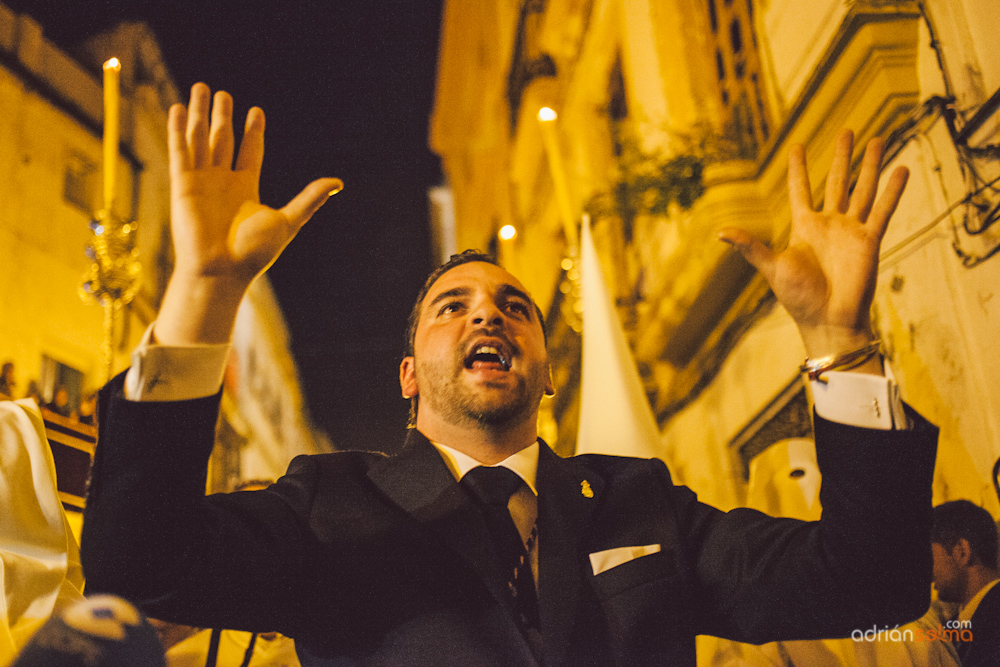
[0,5,327,509]
[431,0,1000,521]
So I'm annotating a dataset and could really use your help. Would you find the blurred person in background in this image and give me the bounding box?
[931,500,1000,667]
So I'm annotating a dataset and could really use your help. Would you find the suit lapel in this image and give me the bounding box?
[536,442,603,666]
[365,429,513,616]
[367,432,593,666]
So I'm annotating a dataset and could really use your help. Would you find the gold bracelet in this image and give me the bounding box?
[800,340,882,383]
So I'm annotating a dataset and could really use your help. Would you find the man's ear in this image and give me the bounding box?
[544,364,555,397]
[399,356,419,400]
[953,539,973,567]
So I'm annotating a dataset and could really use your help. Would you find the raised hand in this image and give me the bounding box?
[718,130,909,370]
[155,83,343,345]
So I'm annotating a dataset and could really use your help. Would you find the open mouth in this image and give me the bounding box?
[465,345,511,371]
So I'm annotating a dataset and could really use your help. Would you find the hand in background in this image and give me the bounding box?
[719,129,909,368]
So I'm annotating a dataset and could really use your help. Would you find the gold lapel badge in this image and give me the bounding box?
[581,480,594,498]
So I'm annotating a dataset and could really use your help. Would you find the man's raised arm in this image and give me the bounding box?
[719,130,911,429]
[719,130,908,374]
[82,89,342,627]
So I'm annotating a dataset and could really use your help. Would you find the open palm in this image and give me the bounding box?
[169,83,341,283]
[720,130,909,358]
[155,83,341,345]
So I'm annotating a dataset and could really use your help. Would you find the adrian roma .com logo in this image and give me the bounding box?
[851,620,973,643]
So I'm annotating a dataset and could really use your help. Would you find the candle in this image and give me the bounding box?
[102,57,121,213]
[537,107,578,248]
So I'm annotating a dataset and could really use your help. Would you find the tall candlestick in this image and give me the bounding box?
[102,57,121,213]
[537,107,578,249]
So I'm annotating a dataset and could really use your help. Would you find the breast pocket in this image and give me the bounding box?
[588,546,676,601]
[588,547,693,663]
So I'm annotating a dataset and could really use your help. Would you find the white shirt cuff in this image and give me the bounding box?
[810,363,908,430]
[123,324,230,402]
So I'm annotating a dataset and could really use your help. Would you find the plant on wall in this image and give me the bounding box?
[585,124,711,242]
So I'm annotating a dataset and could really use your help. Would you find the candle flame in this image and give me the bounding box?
[538,107,557,122]
[104,57,121,71]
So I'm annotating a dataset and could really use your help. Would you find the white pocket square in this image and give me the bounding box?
[589,544,661,575]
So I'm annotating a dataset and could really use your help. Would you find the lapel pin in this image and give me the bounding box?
[581,480,594,498]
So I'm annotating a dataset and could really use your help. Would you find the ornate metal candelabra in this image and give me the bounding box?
[80,209,141,382]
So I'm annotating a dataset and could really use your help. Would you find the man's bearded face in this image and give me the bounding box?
[406,262,551,429]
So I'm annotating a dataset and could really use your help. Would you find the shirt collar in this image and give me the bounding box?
[430,439,539,496]
[958,577,1000,623]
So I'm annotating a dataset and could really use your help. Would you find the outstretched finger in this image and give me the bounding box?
[186,83,212,168]
[847,137,885,222]
[823,129,853,214]
[167,103,190,176]
[788,144,814,217]
[235,107,265,175]
[209,91,235,168]
[867,166,909,242]
[280,178,345,230]
[717,227,777,284]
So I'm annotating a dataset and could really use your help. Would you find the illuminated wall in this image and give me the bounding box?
[0,8,170,402]
[0,5,328,498]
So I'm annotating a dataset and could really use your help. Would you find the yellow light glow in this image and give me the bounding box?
[538,107,557,122]
[103,58,120,71]
[498,224,517,241]
[560,257,573,271]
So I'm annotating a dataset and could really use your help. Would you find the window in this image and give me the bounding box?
[40,355,84,416]
[706,0,770,158]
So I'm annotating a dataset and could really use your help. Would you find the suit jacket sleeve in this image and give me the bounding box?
[81,371,320,634]
[679,406,938,643]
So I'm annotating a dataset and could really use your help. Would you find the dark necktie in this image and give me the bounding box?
[461,466,542,653]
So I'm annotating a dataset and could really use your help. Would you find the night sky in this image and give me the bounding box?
[8,0,445,452]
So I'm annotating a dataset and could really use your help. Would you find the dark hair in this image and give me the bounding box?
[931,500,999,569]
[403,249,546,425]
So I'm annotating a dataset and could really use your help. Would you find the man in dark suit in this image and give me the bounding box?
[81,83,936,666]
[931,501,1000,666]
